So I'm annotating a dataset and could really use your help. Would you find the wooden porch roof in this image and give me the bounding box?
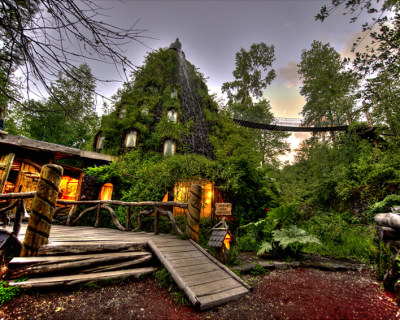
[0,133,115,162]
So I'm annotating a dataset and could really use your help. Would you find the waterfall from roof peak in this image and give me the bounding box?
[176,47,213,158]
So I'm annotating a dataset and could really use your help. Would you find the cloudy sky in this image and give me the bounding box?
[93,0,370,114]
[86,0,374,161]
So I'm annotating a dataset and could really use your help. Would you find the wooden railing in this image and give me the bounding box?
[0,192,187,235]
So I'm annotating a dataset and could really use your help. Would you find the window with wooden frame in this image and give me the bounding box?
[163,139,176,156]
[124,130,138,148]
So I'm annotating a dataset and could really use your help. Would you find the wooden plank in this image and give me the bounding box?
[9,252,153,277]
[82,255,152,273]
[180,270,231,286]
[197,286,249,311]
[147,240,200,307]
[38,241,147,255]
[191,278,244,296]
[190,240,252,290]
[9,267,157,289]
[169,256,212,268]
[10,251,150,265]
[158,245,196,252]
[173,264,220,277]
[151,240,192,247]
[162,251,204,260]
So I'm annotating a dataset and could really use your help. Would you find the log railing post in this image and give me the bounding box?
[21,164,63,257]
[154,207,159,235]
[126,206,132,231]
[94,203,102,228]
[185,184,202,243]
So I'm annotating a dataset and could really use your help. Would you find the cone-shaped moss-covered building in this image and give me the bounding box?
[95,39,218,158]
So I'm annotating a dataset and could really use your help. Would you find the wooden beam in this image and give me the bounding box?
[0,191,35,200]
[8,267,157,289]
[57,199,188,209]
[0,153,15,193]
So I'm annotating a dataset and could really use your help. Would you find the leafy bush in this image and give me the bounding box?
[301,212,377,262]
[0,281,21,306]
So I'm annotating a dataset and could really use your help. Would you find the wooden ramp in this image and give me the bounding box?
[10,224,250,310]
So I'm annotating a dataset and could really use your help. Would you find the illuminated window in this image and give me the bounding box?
[167,109,177,122]
[124,130,137,148]
[96,134,105,150]
[163,140,176,156]
[59,176,79,201]
[99,183,113,200]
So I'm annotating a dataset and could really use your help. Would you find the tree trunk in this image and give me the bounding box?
[375,213,400,230]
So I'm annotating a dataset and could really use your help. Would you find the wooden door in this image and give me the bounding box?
[15,161,40,211]
[0,153,15,193]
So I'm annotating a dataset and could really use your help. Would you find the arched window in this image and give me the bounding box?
[99,183,113,200]
[167,109,177,122]
[96,134,105,150]
[163,139,176,156]
[124,130,137,148]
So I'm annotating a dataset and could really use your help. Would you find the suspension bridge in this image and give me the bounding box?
[233,117,349,132]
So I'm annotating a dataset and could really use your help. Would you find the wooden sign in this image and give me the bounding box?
[215,203,232,216]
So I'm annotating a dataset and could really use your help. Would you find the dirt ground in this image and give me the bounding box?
[1,267,399,320]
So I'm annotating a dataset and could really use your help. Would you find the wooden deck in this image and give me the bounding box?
[11,224,250,310]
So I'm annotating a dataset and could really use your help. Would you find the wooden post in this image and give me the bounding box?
[21,164,63,257]
[126,206,132,231]
[94,203,102,228]
[154,207,159,235]
[0,153,15,193]
[185,184,202,243]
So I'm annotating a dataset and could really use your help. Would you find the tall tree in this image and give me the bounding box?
[0,0,147,129]
[222,42,289,165]
[354,13,400,135]
[297,41,359,128]
[17,63,99,147]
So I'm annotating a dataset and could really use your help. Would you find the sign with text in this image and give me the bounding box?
[215,203,232,216]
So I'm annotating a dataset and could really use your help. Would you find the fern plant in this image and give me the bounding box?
[272,225,321,254]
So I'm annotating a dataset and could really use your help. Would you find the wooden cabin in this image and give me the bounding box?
[162,178,229,220]
[0,133,115,213]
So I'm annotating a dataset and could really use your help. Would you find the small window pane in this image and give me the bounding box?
[97,135,105,150]
[125,131,137,148]
[163,140,176,156]
[167,109,177,122]
[171,88,178,99]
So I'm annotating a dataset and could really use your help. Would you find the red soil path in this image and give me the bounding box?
[1,269,399,320]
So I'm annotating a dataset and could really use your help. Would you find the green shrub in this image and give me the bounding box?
[302,212,377,262]
[0,281,21,306]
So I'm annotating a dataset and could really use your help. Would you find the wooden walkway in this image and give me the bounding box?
[11,224,250,310]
